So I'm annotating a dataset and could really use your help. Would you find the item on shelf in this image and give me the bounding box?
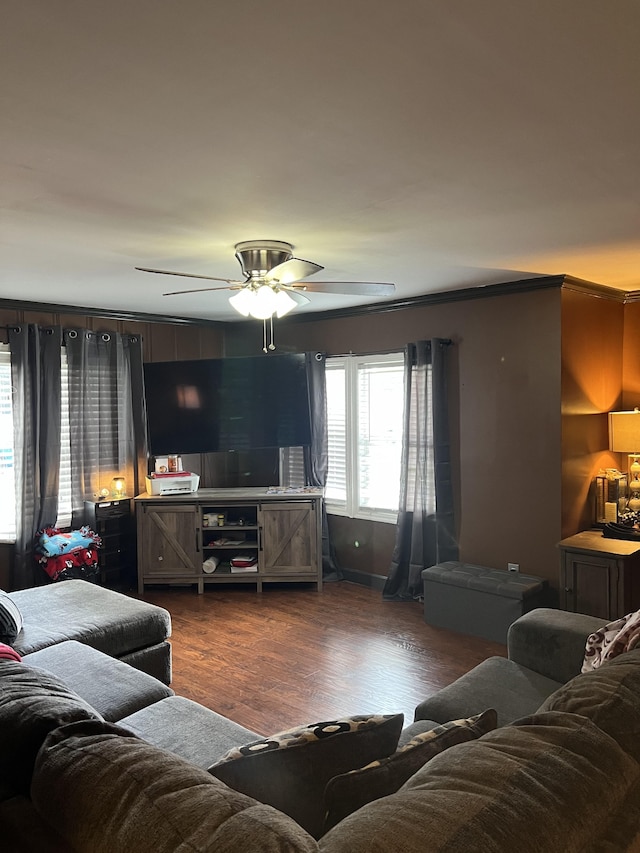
[266,486,323,495]
[230,554,258,572]
[594,469,628,524]
[168,454,182,472]
[202,556,219,573]
[145,472,200,495]
[230,563,259,573]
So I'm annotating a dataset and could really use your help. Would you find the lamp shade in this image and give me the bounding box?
[229,288,254,317]
[609,410,640,452]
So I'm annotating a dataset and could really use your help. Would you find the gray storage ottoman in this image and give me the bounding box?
[421,561,547,643]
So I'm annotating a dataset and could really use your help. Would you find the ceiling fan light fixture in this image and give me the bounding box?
[274,289,297,318]
[228,288,254,317]
[249,284,280,320]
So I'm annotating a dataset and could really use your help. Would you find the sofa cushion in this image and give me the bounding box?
[413,655,562,727]
[209,713,404,839]
[0,590,23,645]
[322,709,497,833]
[23,640,173,721]
[31,719,318,852]
[538,647,640,762]
[9,580,171,659]
[119,695,260,768]
[318,711,640,853]
[0,660,101,799]
[0,795,70,853]
[23,636,173,722]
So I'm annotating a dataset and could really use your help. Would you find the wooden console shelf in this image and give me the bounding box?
[135,488,323,594]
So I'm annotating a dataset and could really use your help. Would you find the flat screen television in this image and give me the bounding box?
[143,353,311,455]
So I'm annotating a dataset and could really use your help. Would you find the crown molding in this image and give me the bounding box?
[280,274,629,325]
[0,297,226,328]
[0,274,635,328]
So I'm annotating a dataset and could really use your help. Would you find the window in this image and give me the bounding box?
[326,353,405,523]
[0,345,72,542]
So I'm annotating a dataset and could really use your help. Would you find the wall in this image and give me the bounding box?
[622,300,640,407]
[229,284,565,594]
[0,283,628,599]
[560,288,625,537]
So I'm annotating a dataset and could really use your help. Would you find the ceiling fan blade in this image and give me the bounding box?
[291,281,396,295]
[264,258,323,285]
[281,287,311,306]
[135,267,244,285]
[162,285,243,296]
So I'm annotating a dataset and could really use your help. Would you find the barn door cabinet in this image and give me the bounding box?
[137,502,202,593]
[136,488,322,594]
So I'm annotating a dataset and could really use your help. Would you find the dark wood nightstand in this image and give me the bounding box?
[84,498,135,590]
[558,530,640,620]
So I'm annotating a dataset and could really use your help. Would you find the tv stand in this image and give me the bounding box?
[135,488,323,594]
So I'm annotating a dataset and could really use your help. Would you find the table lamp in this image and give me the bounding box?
[609,409,640,511]
[111,476,126,499]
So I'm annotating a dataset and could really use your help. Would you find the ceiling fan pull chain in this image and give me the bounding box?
[269,315,276,351]
[262,319,268,353]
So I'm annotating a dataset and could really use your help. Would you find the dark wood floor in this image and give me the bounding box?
[140,581,506,736]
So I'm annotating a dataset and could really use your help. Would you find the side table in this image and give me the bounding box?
[558,530,640,620]
[84,498,134,589]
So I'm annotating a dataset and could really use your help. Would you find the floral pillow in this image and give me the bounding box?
[582,609,640,672]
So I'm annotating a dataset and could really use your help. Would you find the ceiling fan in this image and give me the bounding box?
[136,239,395,351]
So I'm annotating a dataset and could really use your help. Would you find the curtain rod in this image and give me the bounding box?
[0,325,142,343]
[328,339,452,358]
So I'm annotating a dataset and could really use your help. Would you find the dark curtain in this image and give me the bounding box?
[9,324,62,589]
[65,330,148,526]
[303,352,342,580]
[383,338,457,600]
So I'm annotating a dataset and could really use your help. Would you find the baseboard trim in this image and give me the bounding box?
[340,568,387,591]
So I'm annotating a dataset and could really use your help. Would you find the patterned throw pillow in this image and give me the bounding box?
[0,590,23,645]
[209,713,404,839]
[582,609,640,672]
[322,708,498,833]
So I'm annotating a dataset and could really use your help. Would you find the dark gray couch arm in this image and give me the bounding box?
[507,608,608,684]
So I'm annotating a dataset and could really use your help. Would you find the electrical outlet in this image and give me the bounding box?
[508,562,519,573]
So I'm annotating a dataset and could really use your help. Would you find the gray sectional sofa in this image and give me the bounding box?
[2,584,640,852]
[9,580,172,684]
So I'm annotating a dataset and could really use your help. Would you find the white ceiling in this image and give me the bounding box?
[2,0,639,322]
